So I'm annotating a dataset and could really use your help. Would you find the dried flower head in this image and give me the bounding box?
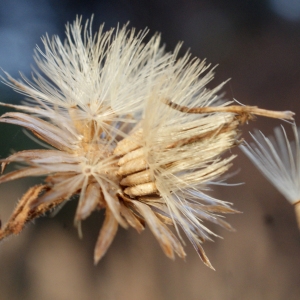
[240,124,300,228]
[0,16,294,269]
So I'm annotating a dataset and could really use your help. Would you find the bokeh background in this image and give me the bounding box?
[1,0,300,299]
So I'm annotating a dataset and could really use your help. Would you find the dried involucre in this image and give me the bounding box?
[0,16,294,269]
[240,125,300,229]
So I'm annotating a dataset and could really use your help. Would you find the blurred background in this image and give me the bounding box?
[1,0,300,299]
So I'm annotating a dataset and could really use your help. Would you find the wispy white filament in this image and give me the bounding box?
[240,124,300,204]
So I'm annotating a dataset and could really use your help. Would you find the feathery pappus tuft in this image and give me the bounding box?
[0,16,295,269]
[240,124,300,229]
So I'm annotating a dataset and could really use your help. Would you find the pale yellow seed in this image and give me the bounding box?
[114,129,143,156]
[117,156,147,176]
[124,182,158,197]
[118,147,144,166]
[120,169,153,186]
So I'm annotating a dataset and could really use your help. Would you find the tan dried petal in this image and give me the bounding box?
[0,167,51,184]
[132,200,186,259]
[0,112,76,151]
[95,179,127,228]
[32,174,84,207]
[0,185,46,240]
[1,149,80,165]
[75,183,104,221]
[94,209,119,264]
[120,202,144,233]
[188,233,214,270]
[196,204,241,214]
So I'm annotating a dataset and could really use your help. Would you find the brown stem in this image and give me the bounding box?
[163,99,295,120]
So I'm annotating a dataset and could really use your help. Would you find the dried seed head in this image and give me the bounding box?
[0,16,294,269]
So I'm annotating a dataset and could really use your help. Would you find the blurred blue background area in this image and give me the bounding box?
[1,0,300,112]
[0,1,300,300]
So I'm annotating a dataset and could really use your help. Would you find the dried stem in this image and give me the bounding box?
[163,99,295,120]
[294,201,300,230]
